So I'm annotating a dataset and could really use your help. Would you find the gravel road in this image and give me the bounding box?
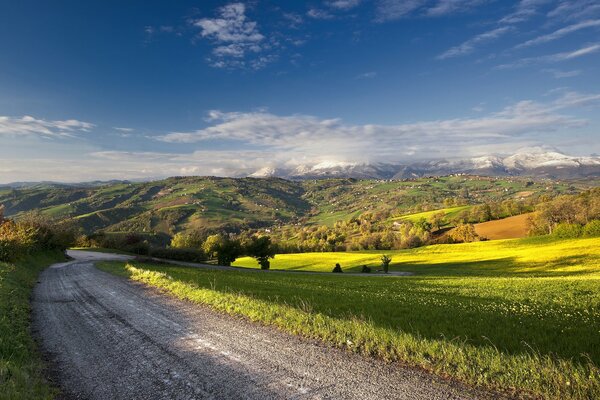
[32,253,499,400]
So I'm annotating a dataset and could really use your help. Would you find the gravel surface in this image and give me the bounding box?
[32,254,501,400]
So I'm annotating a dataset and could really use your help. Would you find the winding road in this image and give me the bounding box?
[32,251,498,400]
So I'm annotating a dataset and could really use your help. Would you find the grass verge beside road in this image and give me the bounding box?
[98,236,600,399]
[0,252,64,400]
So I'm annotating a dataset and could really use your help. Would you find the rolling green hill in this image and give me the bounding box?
[0,175,597,235]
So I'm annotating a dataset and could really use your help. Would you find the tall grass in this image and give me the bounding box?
[99,236,600,399]
[0,252,63,400]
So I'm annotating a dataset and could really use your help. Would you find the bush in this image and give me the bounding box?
[0,212,77,262]
[149,247,207,263]
[553,223,583,239]
[583,220,600,237]
[332,263,343,273]
[361,265,371,273]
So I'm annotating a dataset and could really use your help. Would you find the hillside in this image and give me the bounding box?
[474,213,531,240]
[0,175,597,235]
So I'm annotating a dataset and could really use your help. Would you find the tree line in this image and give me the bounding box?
[0,206,78,262]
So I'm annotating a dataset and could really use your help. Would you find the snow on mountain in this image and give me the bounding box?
[246,150,600,180]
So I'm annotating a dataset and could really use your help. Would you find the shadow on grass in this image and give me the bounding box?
[391,254,598,278]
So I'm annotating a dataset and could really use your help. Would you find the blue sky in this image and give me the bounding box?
[0,0,599,182]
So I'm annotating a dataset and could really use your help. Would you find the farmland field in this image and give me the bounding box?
[100,235,600,399]
[474,213,531,240]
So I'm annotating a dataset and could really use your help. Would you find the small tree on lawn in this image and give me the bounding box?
[381,254,392,273]
[246,236,275,270]
[215,238,242,267]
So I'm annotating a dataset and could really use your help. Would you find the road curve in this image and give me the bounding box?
[32,254,498,400]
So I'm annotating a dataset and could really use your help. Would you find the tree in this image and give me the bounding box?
[215,238,242,267]
[381,254,392,273]
[203,234,225,259]
[449,223,479,243]
[171,231,203,249]
[0,205,4,223]
[429,212,445,231]
[246,236,275,270]
[414,218,432,233]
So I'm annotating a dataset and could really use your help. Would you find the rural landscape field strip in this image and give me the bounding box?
[99,235,600,399]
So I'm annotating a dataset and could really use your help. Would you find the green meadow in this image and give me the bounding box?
[99,235,600,399]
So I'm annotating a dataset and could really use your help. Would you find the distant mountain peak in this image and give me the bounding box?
[247,149,600,180]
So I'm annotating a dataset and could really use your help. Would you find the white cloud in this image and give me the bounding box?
[426,0,488,17]
[374,0,428,22]
[113,127,134,132]
[547,0,600,23]
[2,92,598,182]
[156,92,596,166]
[356,71,377,79]
[307,8,335,20]
[195,3,263,43]
[193,3,274,69]
[542,69,582,78]
[515,19,600,49]
[500,0,551,24]
[438,26,514,59]
[327,0,362,10]
[0,115,94,138]
[496,43,600,69]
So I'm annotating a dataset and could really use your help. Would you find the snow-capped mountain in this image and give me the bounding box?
[247,149,600,180]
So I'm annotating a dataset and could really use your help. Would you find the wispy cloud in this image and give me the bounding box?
[547,0,600,23]
[374,0,428,22]
[356,71,377,79]
[542,69,582,78]
[496,43,600,69]
[438,26,514,59]
[426,0,488,17]
[515,19,600,49]
[500,0,552,24]
[307,8,335,20]
[0,116,94,138]
[327,0,362,10]
[113,127,134,132]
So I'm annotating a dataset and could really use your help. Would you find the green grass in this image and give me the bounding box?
[0,252,64,400]
[391,205,471,222]
[234,235,600,274]
[99,235,600,399]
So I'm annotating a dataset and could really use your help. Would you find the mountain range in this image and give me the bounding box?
[250,149,600,180]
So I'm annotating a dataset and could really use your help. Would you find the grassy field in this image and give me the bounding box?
[390,205,471,223]
[234,235,599,274]
[99,235,600,399]
[0,252,64,400]
[474,213,531,240]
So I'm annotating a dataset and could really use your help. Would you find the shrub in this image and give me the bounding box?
[361,265,371,273]
[332,263,343,273]
[149,247,206,263]
[553,223,583,239]
[583,220,600,237]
